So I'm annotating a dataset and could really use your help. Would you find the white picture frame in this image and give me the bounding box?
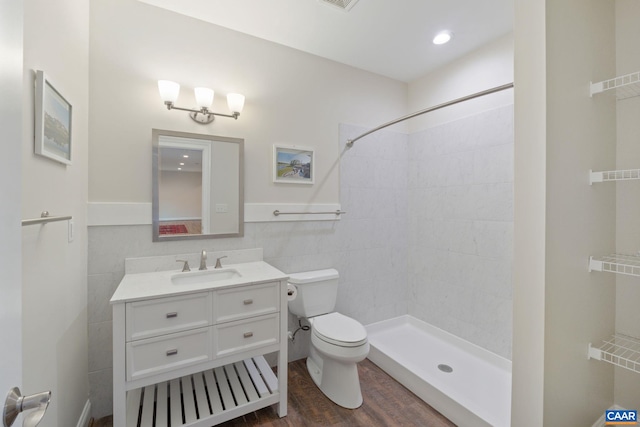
[35,70,72,165]
[273,144,314,184]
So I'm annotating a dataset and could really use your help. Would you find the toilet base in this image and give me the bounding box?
[306,345,365,409]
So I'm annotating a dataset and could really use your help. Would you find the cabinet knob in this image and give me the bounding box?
[243,299,253,305]
[166,312,178,318]
[243,332,254,338]
[166,349,178,356]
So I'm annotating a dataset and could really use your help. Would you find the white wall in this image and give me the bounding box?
[22,0,90,426]
[159,171,202,220]
[210,140,240,233]
[543,0,617,424]
[0,0,24,407]
[88,0,407,207]
[408,34,513,133]
[614,0,640,410]
[511,0,547,424]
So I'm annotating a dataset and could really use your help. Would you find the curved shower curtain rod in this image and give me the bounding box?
[346,82,514,147]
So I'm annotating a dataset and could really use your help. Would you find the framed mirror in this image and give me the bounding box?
[152,129,244,241]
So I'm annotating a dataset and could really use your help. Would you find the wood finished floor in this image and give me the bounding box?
[93,359,455,427]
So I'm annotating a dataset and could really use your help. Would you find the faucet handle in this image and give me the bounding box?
[215,256,228,269]
[176,259,191,272]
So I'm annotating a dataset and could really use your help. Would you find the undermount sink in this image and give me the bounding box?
[171,268,242,285]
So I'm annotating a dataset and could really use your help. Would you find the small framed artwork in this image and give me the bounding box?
[273,144,314,184]
[35,70,72,165]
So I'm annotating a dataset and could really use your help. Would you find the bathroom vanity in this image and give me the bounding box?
[110,260,288,427]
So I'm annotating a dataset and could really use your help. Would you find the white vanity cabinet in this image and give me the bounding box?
[111,262,288,427]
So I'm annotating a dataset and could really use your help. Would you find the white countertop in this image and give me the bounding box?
[110,261,288,304]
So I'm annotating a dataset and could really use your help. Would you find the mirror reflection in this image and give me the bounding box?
[152,129,244,241]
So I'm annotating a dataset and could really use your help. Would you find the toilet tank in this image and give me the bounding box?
[287,269,339,318]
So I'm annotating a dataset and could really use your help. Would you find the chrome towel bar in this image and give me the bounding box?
[273,210,346,216]
[22,211,72,226]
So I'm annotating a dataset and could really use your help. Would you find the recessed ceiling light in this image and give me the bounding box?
[179,162,185,166]
[177,167,182,170]
[433,31,453,45]
[183,154,189,158]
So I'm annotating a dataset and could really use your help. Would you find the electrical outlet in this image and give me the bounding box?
[215,204,228,213]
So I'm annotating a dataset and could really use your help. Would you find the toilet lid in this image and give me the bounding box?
[312,312,367,347]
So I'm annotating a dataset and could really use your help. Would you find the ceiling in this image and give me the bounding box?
[138,0,513,82]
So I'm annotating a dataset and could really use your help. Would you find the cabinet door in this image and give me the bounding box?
[214,282,279,323]
[126,292,211,341]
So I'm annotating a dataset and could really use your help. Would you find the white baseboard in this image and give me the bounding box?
[591,405,625,427]
[76,399,91,427]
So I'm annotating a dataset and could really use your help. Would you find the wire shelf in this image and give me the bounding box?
[590,71,640,100]
[589,254,640,277]
[590,169,640,185]
[588,334,640,374]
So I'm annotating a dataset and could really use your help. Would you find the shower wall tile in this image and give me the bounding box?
[89,368,113,420]
[407,104,514,360]
[88,272,120,323]
[88,320,112,372]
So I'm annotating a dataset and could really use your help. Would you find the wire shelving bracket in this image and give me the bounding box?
[590,71,640,100]
[588,334,640,374]
[590,169,640,185]
[589,254,640,277]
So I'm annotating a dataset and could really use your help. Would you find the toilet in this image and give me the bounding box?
[287,269,369,409]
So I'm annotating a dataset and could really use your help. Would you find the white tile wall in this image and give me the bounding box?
[86,107,512,417]
[407,105,514,359]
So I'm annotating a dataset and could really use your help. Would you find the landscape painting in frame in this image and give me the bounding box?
[273,144,314,184]
[35,70,72,165]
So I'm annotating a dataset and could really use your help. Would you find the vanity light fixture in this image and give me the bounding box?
[433,30,453,45]
[158,80,245,124]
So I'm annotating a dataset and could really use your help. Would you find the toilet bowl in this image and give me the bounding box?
[306,313,370,408]
[287,269,369,409]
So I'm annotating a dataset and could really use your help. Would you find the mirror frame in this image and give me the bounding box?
[152,129,244,241]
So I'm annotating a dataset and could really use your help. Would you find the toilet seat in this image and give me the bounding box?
[311,312,367,347]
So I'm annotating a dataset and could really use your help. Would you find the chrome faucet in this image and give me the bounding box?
[199,250,207,270]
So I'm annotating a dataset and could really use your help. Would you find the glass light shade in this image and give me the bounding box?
[158,80,180,103]
[227,93,245,113]
[194,87,214,108]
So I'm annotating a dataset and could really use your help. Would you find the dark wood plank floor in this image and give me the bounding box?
[92,358,455,427]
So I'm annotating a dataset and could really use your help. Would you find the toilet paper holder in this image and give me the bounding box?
[3,387,51,427]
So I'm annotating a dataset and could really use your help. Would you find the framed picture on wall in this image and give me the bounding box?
[273,144,314,184]
[34,70,72,165]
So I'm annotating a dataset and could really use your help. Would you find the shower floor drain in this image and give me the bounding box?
[438,364,453,373]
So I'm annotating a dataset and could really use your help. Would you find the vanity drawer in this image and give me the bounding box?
[126,327,212,381]
[213,282,280,323]
[126,292,211,341]
[215,313,279,358]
